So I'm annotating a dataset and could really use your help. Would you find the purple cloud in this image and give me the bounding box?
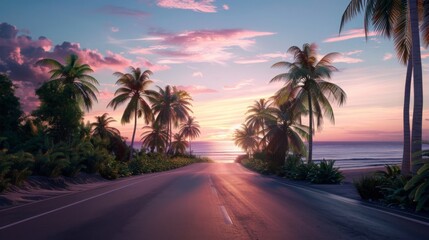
[0,22,133,112]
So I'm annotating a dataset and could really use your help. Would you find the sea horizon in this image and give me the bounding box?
[132,140,408,169]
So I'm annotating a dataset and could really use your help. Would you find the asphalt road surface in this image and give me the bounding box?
[0,163,428,240]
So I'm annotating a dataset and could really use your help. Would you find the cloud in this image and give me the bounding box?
[383,53,393,61]
[97,5,149,18]
[0,22,134,111]
[128,29,275,64]
[223,4,229,10]
[157,0,217,13]
[136,57,170,72]
[234,52,287,64]
[323,29,378,43]
[224,79,254,90]
[176,85,217,94]
[111,27,119,32]
[192,71,203,77]
[344,50,363,56]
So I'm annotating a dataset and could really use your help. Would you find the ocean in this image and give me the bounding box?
[191,141,405,169]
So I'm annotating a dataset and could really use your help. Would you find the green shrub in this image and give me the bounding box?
[354,175,386,200]
[5,151,34,185]
[282,155,303,179]
[99,157,119,180]
[308,160,344,184]
[404,162,429,211]
[34,151,69,178]
[0,156,11,192]
[242,158,269,174]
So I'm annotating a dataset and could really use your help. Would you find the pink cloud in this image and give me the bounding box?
[383,53,393,61]
[98,88,115,100]
[223,4,229,10]
[192,71,203,77]
[157,0,217,13]
[111,27,119,32]
[333,55,363,64]
[133,29,276,64]
[224,79,254,90]
[234,52,287,64]
[136,57,170,72]
[0,22,136,111]
[177,85,217,94]
[323,29,378,43]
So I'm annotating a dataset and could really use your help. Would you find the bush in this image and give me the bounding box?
[99,157,120,180]
[242,158,269,174]
[4,151,34,186]
[404,162,429,211]
[308,160,344,184]
[354,175,386,201]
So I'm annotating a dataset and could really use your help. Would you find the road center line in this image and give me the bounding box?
[0,173,169,230]
[220,206,233,225]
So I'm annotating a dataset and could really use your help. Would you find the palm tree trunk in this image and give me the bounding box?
[189,137,192,156]
[409,0,423,174]
[308,93,313,164]
[129,108,138,161]
[402,55,412,175]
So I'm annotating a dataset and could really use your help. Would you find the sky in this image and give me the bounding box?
[1,0,429,143]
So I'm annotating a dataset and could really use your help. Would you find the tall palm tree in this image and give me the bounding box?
[36,54,99,111]
[245,99,276,150]
[148,85,192,153]
[271,43,346,163]
[179,116,201,155]
[263,100,309,168]
[141,122,168,153]
[233,124,259,157]
[339,0,427,174]
[91,113,120,141]
[107,67,153,160]
[171,133,188,155]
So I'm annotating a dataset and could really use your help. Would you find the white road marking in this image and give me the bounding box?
[220,206,233,225]
[0,173,170,230]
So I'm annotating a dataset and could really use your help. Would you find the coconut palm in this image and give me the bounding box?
[107,67,153,160]
[148,85,192,153]
[339,0,427,174]
[263,100,309,168]
[245,98,276,150]
[171,133,188,155]
[233,124,259,157]
[179,116,201,155]
[141,122,168,153]
[271,43,346,163]
[91,113,120,141]
[36,54,99,111]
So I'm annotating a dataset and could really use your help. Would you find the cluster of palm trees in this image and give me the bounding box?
[106,67,201,159]
[340,0,427,175]
[36,55,201,161]
[234,43,346,167]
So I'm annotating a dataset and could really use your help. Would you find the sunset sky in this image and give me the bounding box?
[1,0,429,143]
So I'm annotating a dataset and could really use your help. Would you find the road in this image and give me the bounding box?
[0,163,428,240]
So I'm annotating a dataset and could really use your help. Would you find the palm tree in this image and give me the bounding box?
[36,54,99,111]
[271,43,346,163]
[141,122,168,153]
[233,124,259,157]
[245,99,276,150]
[91,113,120,141]
[107,67,153,160]
[339,0,427,174]
[171,133,188,155]
[148,85,192,153]
[263,100,309,168]
[179,116,201,155]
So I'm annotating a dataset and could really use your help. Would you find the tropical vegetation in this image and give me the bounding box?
[0,55,204,193]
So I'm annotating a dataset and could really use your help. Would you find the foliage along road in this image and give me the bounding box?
[0,163,428,240]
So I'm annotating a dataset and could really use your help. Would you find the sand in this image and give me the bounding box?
[0,173,109,209]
